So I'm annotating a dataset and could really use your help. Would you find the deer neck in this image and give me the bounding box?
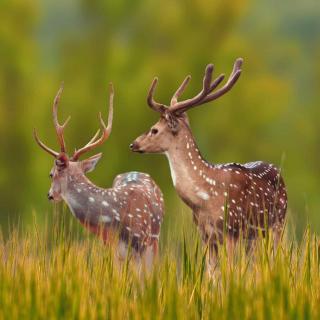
[164,127,215,209]
[61,174,118,226]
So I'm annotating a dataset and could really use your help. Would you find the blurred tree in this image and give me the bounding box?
[0,0,319,237]
[0,0,38,224]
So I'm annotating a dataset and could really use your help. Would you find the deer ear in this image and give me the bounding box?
[180,112,190,126]
[81,153,102,173]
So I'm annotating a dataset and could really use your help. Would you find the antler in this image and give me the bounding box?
[147,78,167,114]
[33,129,59,157]
[146,58,243,116]
[169,58,243,115]
[33,83,70,157]
[71,83,114,161]
[53,83,71,152]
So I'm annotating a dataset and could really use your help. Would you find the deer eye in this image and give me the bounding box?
[151,128,158,135]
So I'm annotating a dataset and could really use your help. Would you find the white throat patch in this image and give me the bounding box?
[165,152,177,186]
[62,194,78,217]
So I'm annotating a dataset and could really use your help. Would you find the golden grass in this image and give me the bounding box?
[0,210,319,319]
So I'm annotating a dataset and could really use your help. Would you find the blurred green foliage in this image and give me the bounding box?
[0,0,319,236]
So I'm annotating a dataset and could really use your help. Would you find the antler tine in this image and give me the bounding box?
[168,63,214,114]
[196,57,243,106]
[170,75,191,106]
[209,73,225,91]
[71,83,114,161]
[147,78,167,113]
[106,82,114,132]
[33,128,59,157]
[82,129,101,148]
[52,83,71,153]
[169,58,243,114]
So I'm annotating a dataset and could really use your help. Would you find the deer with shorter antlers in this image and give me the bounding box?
[34,83,164,267]
[130,58,287,266]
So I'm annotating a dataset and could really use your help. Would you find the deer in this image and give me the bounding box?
[34,83,164,269]
[130,58,287,269]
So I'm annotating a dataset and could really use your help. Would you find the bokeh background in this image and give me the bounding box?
[0,0,319,238]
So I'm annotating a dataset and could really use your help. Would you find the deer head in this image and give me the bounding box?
[34,83,114,202]
[130,58,243,154]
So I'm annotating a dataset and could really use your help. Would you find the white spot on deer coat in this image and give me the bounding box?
[197,191,209,200]
[99,215,112,223]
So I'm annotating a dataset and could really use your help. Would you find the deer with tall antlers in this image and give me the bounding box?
[34,84,164,267]
[130,58,287,265]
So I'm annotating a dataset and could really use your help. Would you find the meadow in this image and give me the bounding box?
[1,1,320,319]
[0,208,319,319]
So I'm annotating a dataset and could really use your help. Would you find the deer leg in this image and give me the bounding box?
[154,240,159,256]
[116,240,129,262]
[225,236,238,267]
[206,242,219,279]
[133,240,158,275]
[144,244,156,273]
[272,225,283,251]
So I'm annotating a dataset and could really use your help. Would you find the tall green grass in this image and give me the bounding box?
[0,209,319,319]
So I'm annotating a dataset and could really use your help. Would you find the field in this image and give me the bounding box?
[0,208,319,320]
[0,1,319,319]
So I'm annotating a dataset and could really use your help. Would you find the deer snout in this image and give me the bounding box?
[47,192,54,201]
[130,141,144,153]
